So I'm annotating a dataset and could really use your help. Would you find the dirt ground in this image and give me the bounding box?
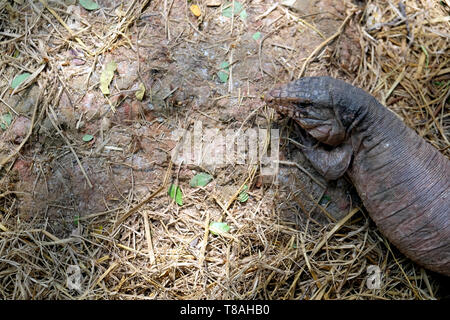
[0,0,449,299]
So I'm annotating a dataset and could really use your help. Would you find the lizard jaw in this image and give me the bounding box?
[271,103,302,121]
[264,88,307,121]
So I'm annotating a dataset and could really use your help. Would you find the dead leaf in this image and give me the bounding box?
[100,61,117,95]
[190,4,201,17]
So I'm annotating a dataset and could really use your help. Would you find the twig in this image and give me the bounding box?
[142,210,156,265]
[225,165,257,210]
[297,10,355,78]
[38,0,92,55]
[277,160,326,189]
[0,97,19,116]
[0,82,41,169]
[258,20,288,78]
[11,64,46,95]
[310,207,360,257]
[47,104,93,188]
[109,160,173,235]
[198,211,210,267]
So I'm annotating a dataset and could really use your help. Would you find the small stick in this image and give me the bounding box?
[11,64,46,95]
[310,207,360,257]
[297,10,355,78]
[398,1,412,45]
[258,19,287,78]
[382,238,420,299]
[300,232,312,272]
[383,67,406,105]
[0,191,27,199]
[277,160,326,189]
[38,0,91,55]
[92,262,119,290]
[255,3,278,21]
[142,211,156,265]
[198,211,210,267]
[0,222,10,232]
[212,195,240,227]
[162,87,179,100]
[84,53,98,90]
[0,97,19,115]
[228,49,234,93]
[283,7,325,40]
[109,160,173,235]
[47,105,93,188]
[225,165,257,210]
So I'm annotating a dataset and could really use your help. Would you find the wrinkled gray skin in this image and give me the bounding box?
[265,76,450,277]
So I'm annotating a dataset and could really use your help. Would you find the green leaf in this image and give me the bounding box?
[217,61,230,83]
[79,0,99,11]
[3,114,12,126]
[222,1,244,18]
[319,194,331,205]
[11,72,31,89]
[219,61,230,70]
[238,191,249,202]
[222,6,233,18]
[420,45,429,68]
[252,32,261,41]
[1,113,13,130]
[99,61,117,95]
[82,134,94,142]
[74,215,80,226]
[168,184,183,206]
[190,173,213,187]
[217,70,229,83]
[209,221,230,235]
[135,83,145,101]
[239,9,248,20]
[238,185,249,202]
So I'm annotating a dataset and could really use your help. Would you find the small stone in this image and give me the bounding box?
[72,58,85,66]
[8,116,31,143]
[281,0,312,14]
[116,61,138,90]
[101,117,111,132]
[189,237,199,248]
[206,0,221,7]
[39,117,54,136]
[67,5,82,30]
[13,85,40,115]
[130,100,143,119]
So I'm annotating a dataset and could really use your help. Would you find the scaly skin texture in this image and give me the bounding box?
[265,76,450,276]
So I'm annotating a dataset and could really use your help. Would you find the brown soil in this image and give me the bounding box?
[0,0,448,299]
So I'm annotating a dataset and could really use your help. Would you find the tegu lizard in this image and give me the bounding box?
[265,76,450,277]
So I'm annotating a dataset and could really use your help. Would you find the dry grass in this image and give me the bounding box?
[353,0,450,157]
[0,0,448,300]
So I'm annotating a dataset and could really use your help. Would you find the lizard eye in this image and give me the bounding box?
[296,99,312,107]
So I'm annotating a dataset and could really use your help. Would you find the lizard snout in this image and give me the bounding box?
[264,87,282,103]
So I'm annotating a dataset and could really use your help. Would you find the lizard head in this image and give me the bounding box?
[265,76,366,146]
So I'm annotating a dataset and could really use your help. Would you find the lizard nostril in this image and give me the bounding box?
[265,88,282,101]
[264,94,274,103]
